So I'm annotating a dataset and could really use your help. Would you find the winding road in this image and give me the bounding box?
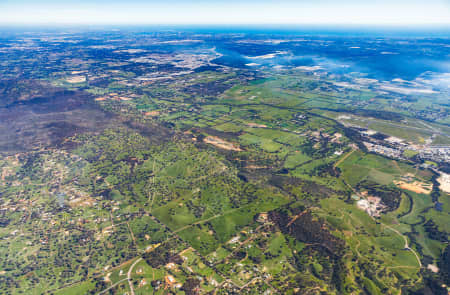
[382,224,422,268]
[127,257,142,295]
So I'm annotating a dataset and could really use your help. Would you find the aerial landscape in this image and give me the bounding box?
[0,1,449,294]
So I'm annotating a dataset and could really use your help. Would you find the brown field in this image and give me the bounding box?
[246,122,267,128]
[119,96,132,101]
[1,167,12,181]
[393,180,432,195]
[69,196,95,207]
[144,111,160,117]
[245,165,268,169]
[204,136,242,151]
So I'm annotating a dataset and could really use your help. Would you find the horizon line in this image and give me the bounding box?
[1,23,450,28]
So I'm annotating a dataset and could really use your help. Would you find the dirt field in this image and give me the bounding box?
[69,196,95,207]
[393,180,432,195]
[1,167,12,181]
[245,165,268,169]
[246,123,267,128]
[119,96,132,101]
[144,111,160,117]
[204,136,242,151]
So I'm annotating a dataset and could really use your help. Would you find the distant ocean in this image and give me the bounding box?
[1,24,449,81]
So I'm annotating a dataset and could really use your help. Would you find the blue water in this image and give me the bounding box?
[1,25,449,81]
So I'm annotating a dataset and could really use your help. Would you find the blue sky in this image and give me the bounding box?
[0,0,449,25]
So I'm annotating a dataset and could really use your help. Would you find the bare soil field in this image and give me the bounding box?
[144,111,160,117]
[393,180,432,194]
[204,136,243,151]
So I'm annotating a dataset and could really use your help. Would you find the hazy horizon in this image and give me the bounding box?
[0,0,449,26]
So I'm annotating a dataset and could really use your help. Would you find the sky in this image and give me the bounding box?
[0,0,449,26]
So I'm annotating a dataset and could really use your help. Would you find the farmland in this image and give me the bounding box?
[0,29,448,294]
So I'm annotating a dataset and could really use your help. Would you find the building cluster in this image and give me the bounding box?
[416,146,450,163]
[363,141,403,159]
[358,128,450,165]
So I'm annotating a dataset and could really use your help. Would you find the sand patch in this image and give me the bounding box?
[204,136,242,151]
